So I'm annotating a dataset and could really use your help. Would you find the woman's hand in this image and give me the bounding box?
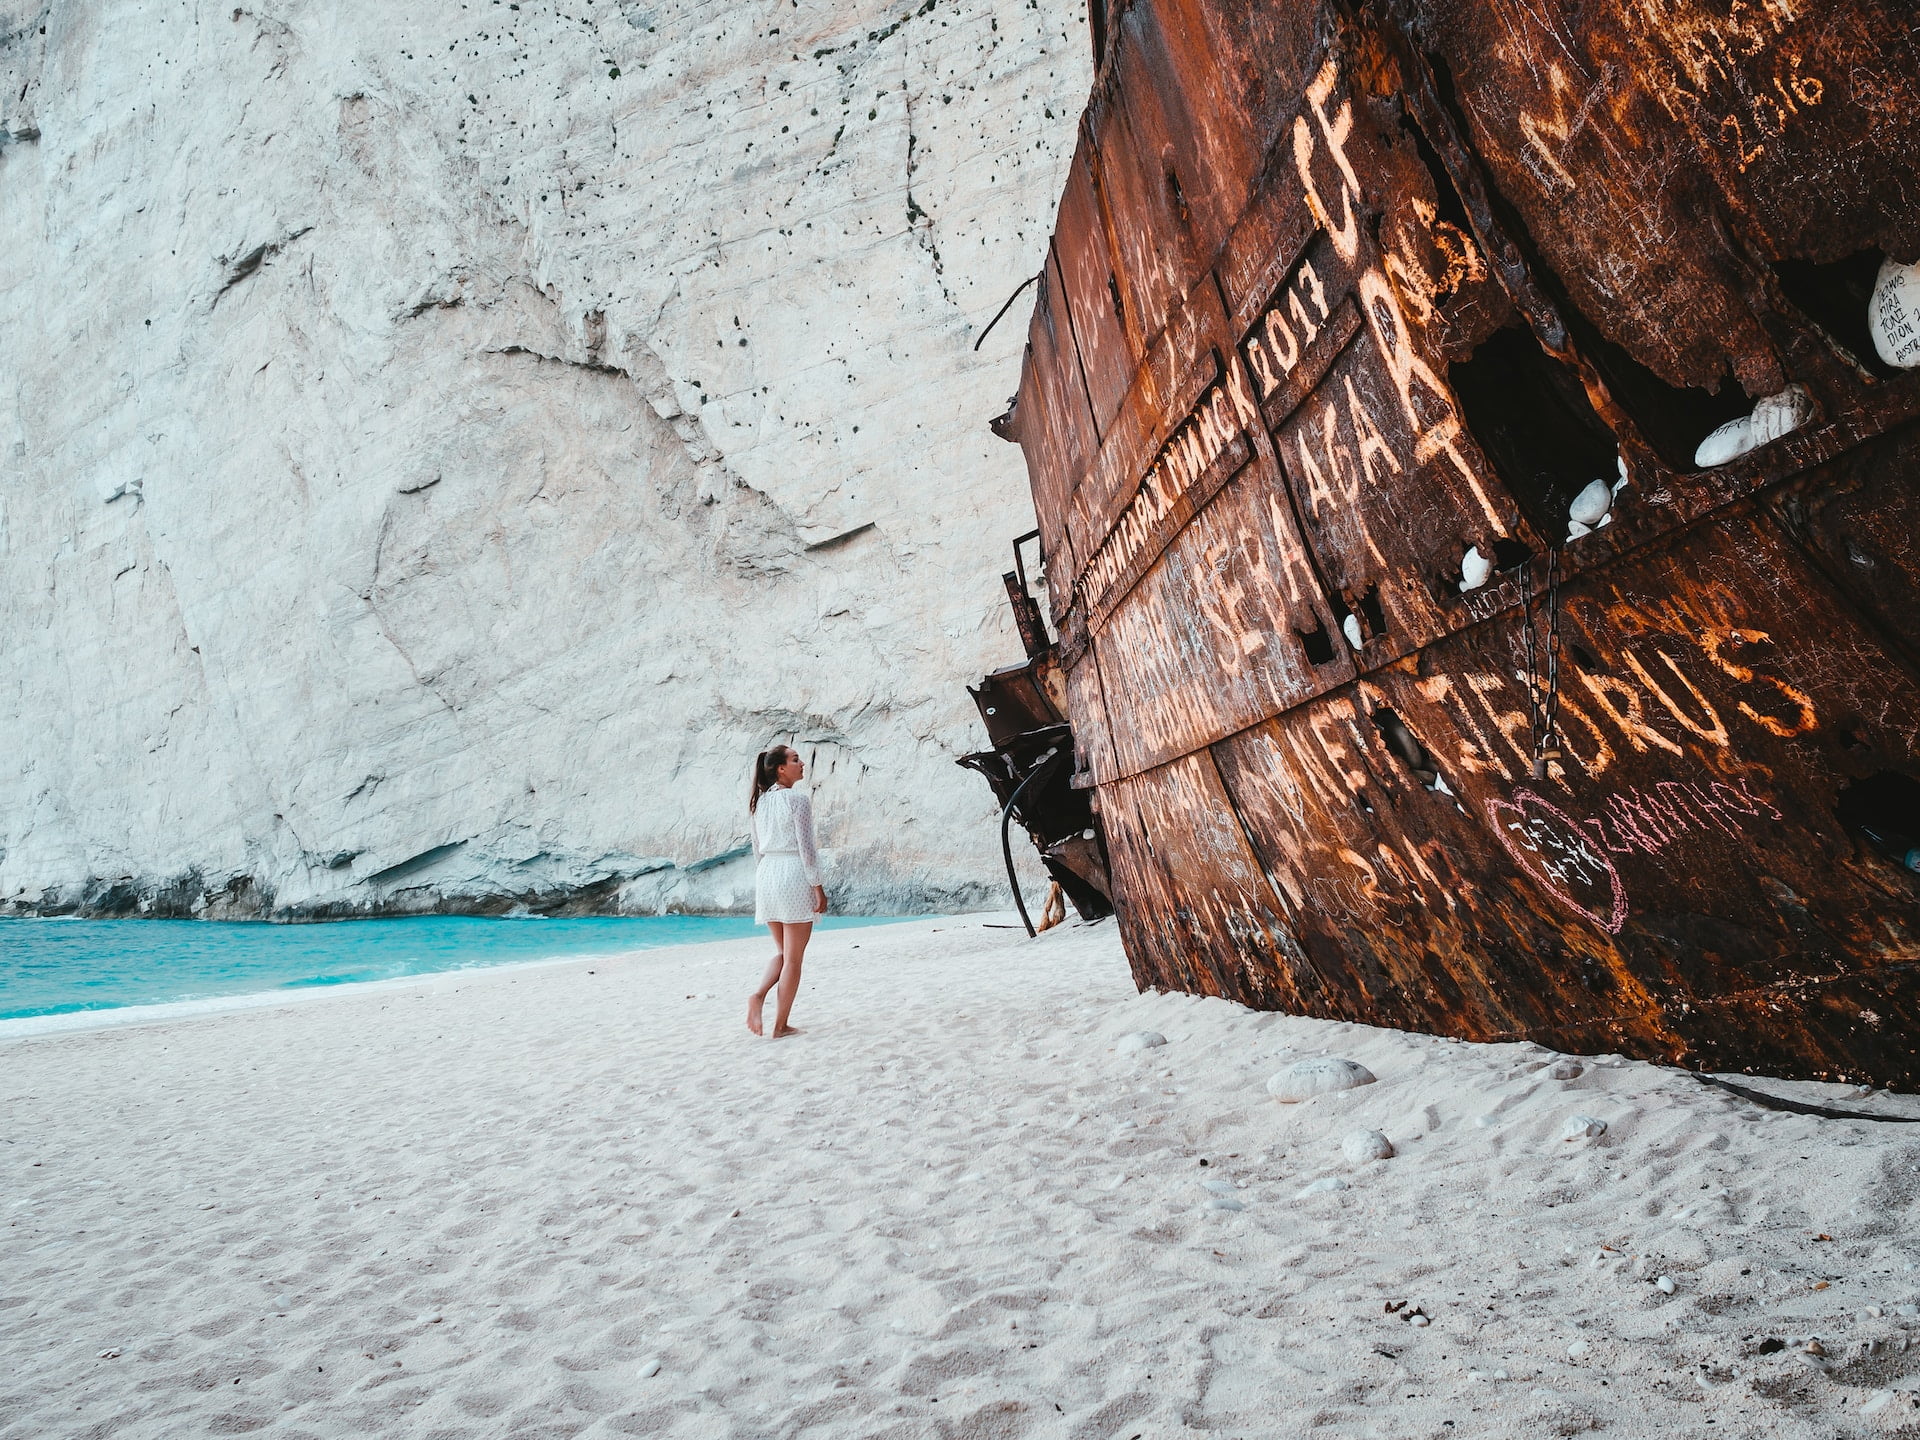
[812,885,828,915]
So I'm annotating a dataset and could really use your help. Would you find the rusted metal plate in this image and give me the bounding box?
[1083,20,1209,357]
[1266,304,1534,662]
[1013,256,1095,588]
[1210,688,1667,1051]
[968,661,1062,750]
[1160,0,1322,175]
[1058,281,1224,603]
[1230,47,1542,662]
[1765,418,1920,673]
[1063,648,1119,786]
[1091,438,1352,776]
[1098,752,1309,1009]
[1593,1,1920,268]
[1109,0,1262,270]
[1404,0,1920,397]
[1001,0,1920,1087]
[1359,513,1920,1077]
[1051,147,1136,438]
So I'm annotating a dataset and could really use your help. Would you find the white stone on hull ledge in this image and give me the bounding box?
[1459,545,1492,592]
[1870,256,1920,369]
[1566,474,1616,541]
[1693,385,1813,468]
[1568,477,1613,527]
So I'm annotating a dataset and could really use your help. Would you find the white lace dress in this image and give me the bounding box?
[753,787,823,924]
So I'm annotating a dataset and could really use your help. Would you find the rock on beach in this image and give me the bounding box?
[1267,1057,1375,1102]
[1341,1128,1394,1163]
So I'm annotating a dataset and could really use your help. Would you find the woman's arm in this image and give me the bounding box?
[794,793,822,885]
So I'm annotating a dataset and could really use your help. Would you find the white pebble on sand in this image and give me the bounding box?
[637,1358,662,1379]
[1561,1114,1607,1141]
[1267,1057,1375,1103]
[1656,1275,1676,1295]
[1341,1129,1394,1163]
[1296,1176,1349,1200]
[1116,1031,1167,1055]
[1567,1340,1590,1361]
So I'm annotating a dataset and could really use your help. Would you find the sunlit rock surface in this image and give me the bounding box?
[0,0,1088,916]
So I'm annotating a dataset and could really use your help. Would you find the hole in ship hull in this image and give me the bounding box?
[1448,324,1618,538]
[1773,248,1897,379]
[1837,772,1920,876]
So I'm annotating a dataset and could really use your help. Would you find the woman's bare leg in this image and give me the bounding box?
[769,920,812,1037]
[748,922,786,1035]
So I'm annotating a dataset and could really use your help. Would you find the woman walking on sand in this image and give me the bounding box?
[747,745,826,1039]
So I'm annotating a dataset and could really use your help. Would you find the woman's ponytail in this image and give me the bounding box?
[749,747,789,814]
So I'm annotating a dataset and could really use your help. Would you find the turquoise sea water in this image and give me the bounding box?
[0,914,913,1020]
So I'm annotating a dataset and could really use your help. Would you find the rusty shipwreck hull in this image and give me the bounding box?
[1002,0,1920,1085]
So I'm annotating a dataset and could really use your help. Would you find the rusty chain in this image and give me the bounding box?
[1522,546,1563,781]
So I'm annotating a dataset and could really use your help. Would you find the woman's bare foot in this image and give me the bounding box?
[747,993,765,1036]
[769,1024,804,1039]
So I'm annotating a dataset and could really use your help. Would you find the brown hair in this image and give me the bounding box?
[749,746,792,814]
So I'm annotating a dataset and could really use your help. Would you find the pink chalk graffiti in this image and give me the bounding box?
[1487,788,1630,934]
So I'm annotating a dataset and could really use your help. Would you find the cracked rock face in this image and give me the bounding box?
[0,0,1088,918]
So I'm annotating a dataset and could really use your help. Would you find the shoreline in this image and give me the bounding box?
[0,914,947,1042]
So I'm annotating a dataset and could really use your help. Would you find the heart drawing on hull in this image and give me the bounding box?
[1486,788,1629,934]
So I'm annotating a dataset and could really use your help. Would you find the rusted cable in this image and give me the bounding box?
[1693,1074,1920,1123]
[1001,746,1062,937]
[974,272,1041,351]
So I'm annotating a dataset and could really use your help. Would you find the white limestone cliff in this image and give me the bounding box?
[0,0,1088,916]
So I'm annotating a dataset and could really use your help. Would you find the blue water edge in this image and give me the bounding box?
[0,914,914,1021]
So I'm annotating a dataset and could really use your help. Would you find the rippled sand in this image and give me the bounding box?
[5,916,1919,1438]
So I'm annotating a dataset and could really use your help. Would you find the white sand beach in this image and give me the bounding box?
[5,916,1920,1439]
